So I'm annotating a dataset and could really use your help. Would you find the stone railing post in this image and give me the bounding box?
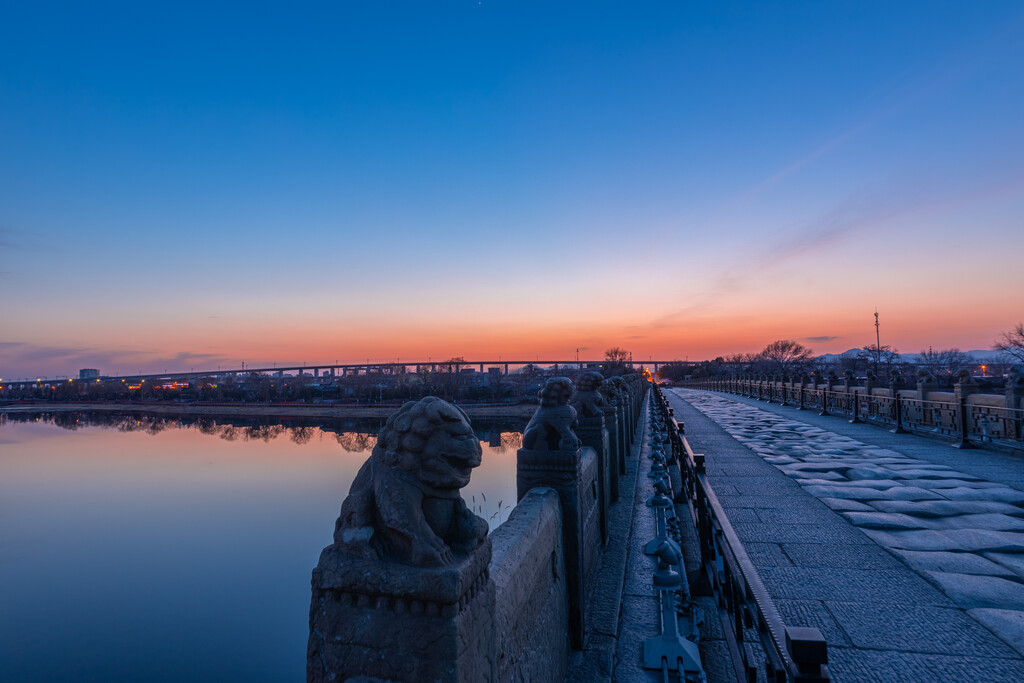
[307,397,495,683]
[572,371,613,539]
[601,379,627,471]
[916,370,938,425]
[601,396,624,477]
[954,370,979,402]
[889,372,908,433]
[518,377,600,650]
[1006,367,1023,409]
[917,371,937,402]
[1006,367,1023,441]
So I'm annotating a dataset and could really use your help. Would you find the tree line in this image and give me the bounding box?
[657,321,1024,383]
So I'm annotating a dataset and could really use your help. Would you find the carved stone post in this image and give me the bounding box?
[307,397,495,683]
[518,378,600,650]
[954,370,979,401]
[603,402,622,475]
[1006,368,1023,405]
[600,379,625,475]
[889,371,908,433]
[916,370,938,425]
[605,378,630,464]
[572,371,613,537]
[917,370,937,401]
[1006,367,1023,440]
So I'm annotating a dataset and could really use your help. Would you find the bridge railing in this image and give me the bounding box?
[651,385,830,683]
[685,378,1024,451]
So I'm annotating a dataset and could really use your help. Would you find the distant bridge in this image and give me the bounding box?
[1,359,691,389]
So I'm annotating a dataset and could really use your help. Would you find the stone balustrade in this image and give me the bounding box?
[686,373,1024,447]
[307,373,646,682]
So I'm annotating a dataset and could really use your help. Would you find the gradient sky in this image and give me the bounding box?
[3,1,1023,379]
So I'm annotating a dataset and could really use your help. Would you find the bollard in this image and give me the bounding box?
[786,626,829,682]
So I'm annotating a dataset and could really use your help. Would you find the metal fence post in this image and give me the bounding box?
[952,396,973,449]
[890,394,907,434]
[849,391,862,424]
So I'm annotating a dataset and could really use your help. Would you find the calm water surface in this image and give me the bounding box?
[0,412,523,682]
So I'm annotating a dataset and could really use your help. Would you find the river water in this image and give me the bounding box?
[0,411,524,682]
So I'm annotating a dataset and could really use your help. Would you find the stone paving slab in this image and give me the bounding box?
[825,601,1018,657]
[760,567,954,605]
[779,541,905,570]
[666,388,1024,682]
[971,609,1024,656]
[774,599,852,647]
[827,647,1024,683]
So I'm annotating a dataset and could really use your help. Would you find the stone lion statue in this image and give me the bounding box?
[571,370,607,418]
[599,377,620,406]
[332,396,488,566]
[522,377,581,451]
[610,376,630,400]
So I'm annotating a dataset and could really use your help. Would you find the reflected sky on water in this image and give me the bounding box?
[0,411,523,682]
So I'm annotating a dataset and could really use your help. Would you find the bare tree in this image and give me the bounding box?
[604,347,630,363]
[759,340,815,376]
[723,353,759,374]
[334,431,377,453]
[858,344,903,379]
[916,348,975,379]
[995,323,1024,364]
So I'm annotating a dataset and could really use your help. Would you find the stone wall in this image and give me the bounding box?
[490,488,569,683]
[308,377,646,682]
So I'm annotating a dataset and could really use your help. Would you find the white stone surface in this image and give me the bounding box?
[679,389,1024,626]
[968,609,1024,657]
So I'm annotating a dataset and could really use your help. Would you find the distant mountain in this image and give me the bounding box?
[816,348,1006,362]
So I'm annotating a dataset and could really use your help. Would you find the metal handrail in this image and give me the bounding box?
[684,379,1023,449]
[651,385,829,682]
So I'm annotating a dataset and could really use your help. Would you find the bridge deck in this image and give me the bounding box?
[667,387,1024,682]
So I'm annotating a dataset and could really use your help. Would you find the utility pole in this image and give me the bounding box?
[874,309,882,376]
[874,309,881,351]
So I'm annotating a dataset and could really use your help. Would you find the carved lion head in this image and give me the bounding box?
[538,377,574,408]
[576,370,603,392]
[378,396,482,489]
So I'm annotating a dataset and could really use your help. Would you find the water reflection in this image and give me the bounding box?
[0,410,524,452]
[0,410,525,682]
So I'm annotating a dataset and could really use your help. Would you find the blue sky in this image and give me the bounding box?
[2,2,1023,378]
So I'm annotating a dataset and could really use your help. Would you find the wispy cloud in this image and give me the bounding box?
[803,335,841,343]
[0,342,228,379]
[656,190,903,323]
[656,169,1024,326]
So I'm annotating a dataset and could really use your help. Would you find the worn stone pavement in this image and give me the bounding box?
[608,395,719,683]
[666,388,1024,682]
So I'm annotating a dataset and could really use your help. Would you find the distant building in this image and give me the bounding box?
[79,369,99,380]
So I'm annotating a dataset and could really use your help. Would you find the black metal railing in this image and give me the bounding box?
[651,385,829,682]
[684,379,1024,451]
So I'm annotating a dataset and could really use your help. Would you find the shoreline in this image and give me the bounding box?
[0,401,537,420]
